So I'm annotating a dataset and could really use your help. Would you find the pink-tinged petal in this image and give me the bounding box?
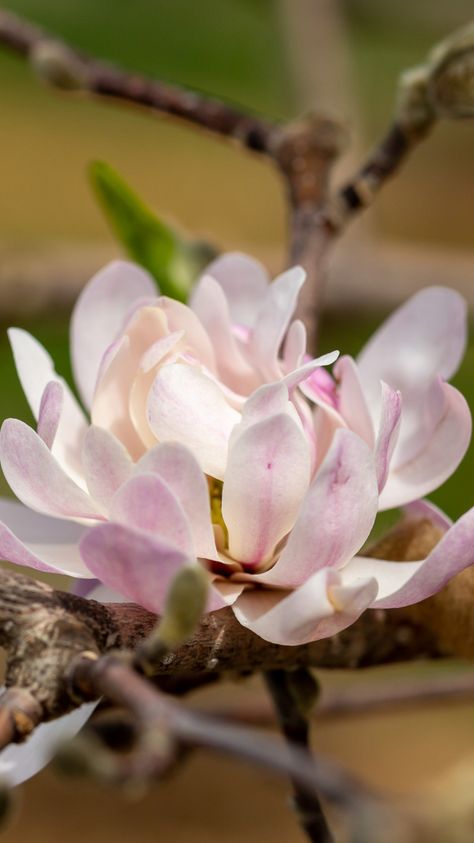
[342,505,474,609]
[129,332,184,449]
[71,260,157,408]
[222,413,311,569]
[211,579,245,608]
[8,329,88,485]
[147,363,240,480]
[91,307,169,459]
[203,251,270,327]
[379,382,471,510]
[249,266,306,380]
[0,419,104,521]
[157,296,216,373]
[334,356,375,447]
[301,367,339,409]
[82,426,133,510]
[233,568,378,645]
[282,351,340,392]
[374,382,402,493]
[259,429,378,588]
[80,523,193,613]
[135,442,218,559]
[312,402,346,472]
[0,499,92,577]
[282,320,307,372]
[109,473,194,555]
[0,697,97,786]
[190,275,260,393]
[357,287,467,416]
[403,499,453,530]
[37,380,63,449]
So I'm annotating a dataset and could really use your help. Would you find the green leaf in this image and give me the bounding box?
[89,160,217,302]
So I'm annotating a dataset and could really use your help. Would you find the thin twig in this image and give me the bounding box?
[265,669,333,843]
[68,653,390,835]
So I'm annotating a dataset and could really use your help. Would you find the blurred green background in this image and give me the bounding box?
[1,2,474,841]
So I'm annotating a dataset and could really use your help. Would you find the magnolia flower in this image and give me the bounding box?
[0,254,473,784]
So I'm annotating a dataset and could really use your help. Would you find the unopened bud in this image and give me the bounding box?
[30,40,88,91]
[137,564,209,673]
[427,22,474,119]
[396,65,434,135]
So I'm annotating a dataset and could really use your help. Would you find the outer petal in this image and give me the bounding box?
[147,363,240,480]
[282,320,307,372]
[135,442,218,559]
[341,505,474,609]
[0,699,97,786]
[109,473,194,555]
[203,251,270,327]
[258,429,378,587]
[0,420,104,521]
[249,266,306,380]
[379,382,471,510]
[0,498,92,577]
[82,426,133,510]
[222,413,311,569]
[357,287,467,416]
[190,274,260,393]
[403,499,453,530]
[233,568,378,645]
[80,523,194,614]
[8,329,88,485]
[71,260,157,408]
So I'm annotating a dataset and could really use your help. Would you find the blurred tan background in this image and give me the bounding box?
[1,1,474,840]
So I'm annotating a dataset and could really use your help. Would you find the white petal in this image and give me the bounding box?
[8,329,88,485]
[249,266,306,380]
[82,426,133,510]
[203,251,270,327]
[71,260,157,408]
[0,698,97,786]
[147,363,240,479]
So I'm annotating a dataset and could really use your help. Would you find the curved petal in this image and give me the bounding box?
[374,382,402,493]
[0,419,104,521]
[37,380,63,449]
[259,429,378,587]
[8,329,88,485]
[282,319,307,372]
[249,266,306,380]
[0,698,97,786]
[403,499,453,530]
[156,296,216,373]
[91,306,169,459]
[129,331,184,449]
[147,363,240,480]
[357,287,467,416]
[135,442,218,559]
[342,505,474,609]
[80,523,194,614]
[222,413,311,569]
[203,251,269,327]
[82,426,133,510]
[0,499,91,577]
[233,568,378,645]
[334,356,375,446]
[190,275,260,393]
[71,260,157,408]
[109,473,194,555]
[379,382,471,510]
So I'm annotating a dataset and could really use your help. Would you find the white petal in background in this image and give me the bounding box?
[0,698,97,786]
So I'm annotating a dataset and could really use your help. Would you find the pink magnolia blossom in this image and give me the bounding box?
[1,254,474,783]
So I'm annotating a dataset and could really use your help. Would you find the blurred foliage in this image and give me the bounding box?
[90,161,216,300]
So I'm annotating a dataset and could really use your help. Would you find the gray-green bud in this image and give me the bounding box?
[427,22,474,119]
[138,564,209,673]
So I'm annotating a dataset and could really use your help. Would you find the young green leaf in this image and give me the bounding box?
[90,161,216,302]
